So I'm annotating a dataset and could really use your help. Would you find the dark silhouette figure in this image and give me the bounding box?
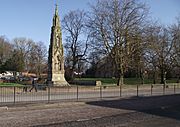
[29,78,38,92]
[22,84,28,92]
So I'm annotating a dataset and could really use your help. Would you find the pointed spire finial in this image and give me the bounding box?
[53,0,60,26]
[55,1,58,16]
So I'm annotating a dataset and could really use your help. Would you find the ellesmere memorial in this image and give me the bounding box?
[47,5,69,86]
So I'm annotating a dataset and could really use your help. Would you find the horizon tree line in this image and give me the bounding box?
[0,36,47,77]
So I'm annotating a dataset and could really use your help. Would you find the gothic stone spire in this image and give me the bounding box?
[53,4,60,27]
[47,4,68,86]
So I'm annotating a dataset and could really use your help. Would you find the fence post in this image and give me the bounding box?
[174,84,176,94]
[163,84,165,95]
[151,84,153,96]
[119,85,122,97]
[100,86,102,99]
[77,85,79,101]
[137,84,139,97]
[48,86,50,103]
[13,86,16,104]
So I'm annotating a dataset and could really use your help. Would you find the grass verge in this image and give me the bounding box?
[76,78,178,85]
[0,83,23,87]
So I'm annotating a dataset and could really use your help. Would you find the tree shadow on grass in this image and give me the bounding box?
[86,94,180,121]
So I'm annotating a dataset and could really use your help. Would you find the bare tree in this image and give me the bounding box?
[13,38,47,75]
[62,10,89,80]
[88,0,148,85]
[145,24,174,84]
[3,49,25,72]
[13,37,34,72]
[28,41,47,76]
[0,36,13,72]
[144,24,160,84]
[171,16,180,82]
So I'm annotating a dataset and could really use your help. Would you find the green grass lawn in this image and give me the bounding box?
[0,83,23,87]
[0,78,178,87]
[76,78,178,85]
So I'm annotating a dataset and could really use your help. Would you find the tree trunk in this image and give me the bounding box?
[160,69,164,84]
[153,72,156,84]
[117,69,124,86]
[116,56,124,86]
[140,69,144,85]
[177,76,180,83]
[70,69,75,81]
[140,75,144,85]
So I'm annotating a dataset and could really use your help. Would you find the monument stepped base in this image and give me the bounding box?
[50,73,69,86]
[53,81,70,86]
[48,81,70,86]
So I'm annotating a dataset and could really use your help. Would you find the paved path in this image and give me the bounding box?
[0,95,180,127]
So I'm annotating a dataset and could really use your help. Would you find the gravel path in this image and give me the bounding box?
[0,95,180,127]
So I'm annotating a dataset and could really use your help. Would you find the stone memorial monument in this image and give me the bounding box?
[47,4,69,86]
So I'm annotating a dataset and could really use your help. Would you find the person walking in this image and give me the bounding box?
[29,78,38,92]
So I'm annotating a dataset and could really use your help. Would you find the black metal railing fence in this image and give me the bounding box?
[0,83,180,105]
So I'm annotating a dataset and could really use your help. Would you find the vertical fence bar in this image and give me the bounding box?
[151,84,153,96]
[163,84,165,95]
[13,86,16,104]
[48,86,50,103]
[119,85,122,97]
[0,87,1,105]
[100,86,102,99]
[174,85,176,94]
[77,85,79,101]
[137,84,139,97]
